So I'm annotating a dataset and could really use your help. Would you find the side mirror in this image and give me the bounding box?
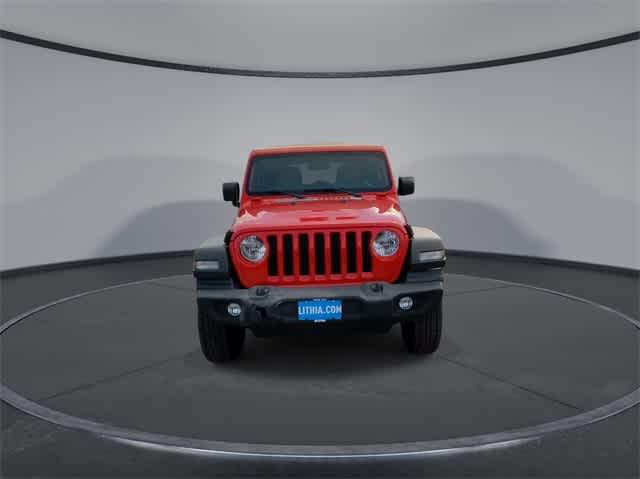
[398,176,415,196]
[222,182,240,207]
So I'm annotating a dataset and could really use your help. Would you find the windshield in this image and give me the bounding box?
[247,151,391,195]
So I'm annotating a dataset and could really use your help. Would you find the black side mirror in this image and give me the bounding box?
[398,176,415,196]
[222,182,240,207]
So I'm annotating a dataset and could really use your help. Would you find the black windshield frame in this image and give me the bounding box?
[246,151,392,196]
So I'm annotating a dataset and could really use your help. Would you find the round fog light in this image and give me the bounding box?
[398,296,413,311]
[227,303,242,317]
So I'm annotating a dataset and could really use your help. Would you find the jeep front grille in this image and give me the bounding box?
[266,231,373,280]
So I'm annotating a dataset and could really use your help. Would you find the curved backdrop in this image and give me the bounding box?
[2,0,637,71]
[0,34,638,271]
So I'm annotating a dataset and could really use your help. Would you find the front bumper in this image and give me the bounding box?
[197,277,443,327]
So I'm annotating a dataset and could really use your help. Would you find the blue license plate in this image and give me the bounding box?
[297,299,342,321]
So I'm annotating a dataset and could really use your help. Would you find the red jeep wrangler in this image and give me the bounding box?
[193,145,445,362]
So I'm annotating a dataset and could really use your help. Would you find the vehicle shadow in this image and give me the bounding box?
[180,327,462,378]
[4,156,237,268]
[396,153,635,267]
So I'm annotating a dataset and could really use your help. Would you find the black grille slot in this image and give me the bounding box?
[299,234,310,275]
[267,235,278,276]
[362,232,372,272]
[283,234,294,275]
[346,232,357,273]
[330,232,341,274]
[314,233,325,274]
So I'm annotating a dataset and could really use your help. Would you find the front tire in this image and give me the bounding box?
[401,299,442,354]
[198,308,245,363]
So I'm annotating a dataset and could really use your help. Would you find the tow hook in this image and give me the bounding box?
[255,286,270,297]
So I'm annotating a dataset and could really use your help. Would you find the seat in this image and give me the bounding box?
[251,165,278,191]
[336,164,363,188]
[276,166,303,190]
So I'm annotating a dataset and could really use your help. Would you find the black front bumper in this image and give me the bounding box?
[197,276,443,327]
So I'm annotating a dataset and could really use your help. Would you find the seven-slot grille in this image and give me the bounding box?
[266,231,373,279]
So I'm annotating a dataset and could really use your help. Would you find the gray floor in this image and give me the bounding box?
[1,253,638,476]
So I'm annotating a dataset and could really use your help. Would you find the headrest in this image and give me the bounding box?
[277,166,303,190]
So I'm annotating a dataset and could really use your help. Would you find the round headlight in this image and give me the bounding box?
[373,230,400,257]
[239,235,266,262]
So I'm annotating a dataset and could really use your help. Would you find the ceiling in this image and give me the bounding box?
[1,0,638,71]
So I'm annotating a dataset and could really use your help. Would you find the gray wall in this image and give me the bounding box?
[2,39,638,270]
[1,20,6,271]
[3,0,637,70]
[636,34,640,272]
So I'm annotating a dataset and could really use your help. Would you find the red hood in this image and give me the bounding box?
[232,194,407,234]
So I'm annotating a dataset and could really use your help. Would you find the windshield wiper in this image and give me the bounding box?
[309,188,362,198]
[258,190,305,199]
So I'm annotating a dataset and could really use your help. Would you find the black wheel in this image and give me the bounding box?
[198,308,245,363]
[401,299,442,354]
